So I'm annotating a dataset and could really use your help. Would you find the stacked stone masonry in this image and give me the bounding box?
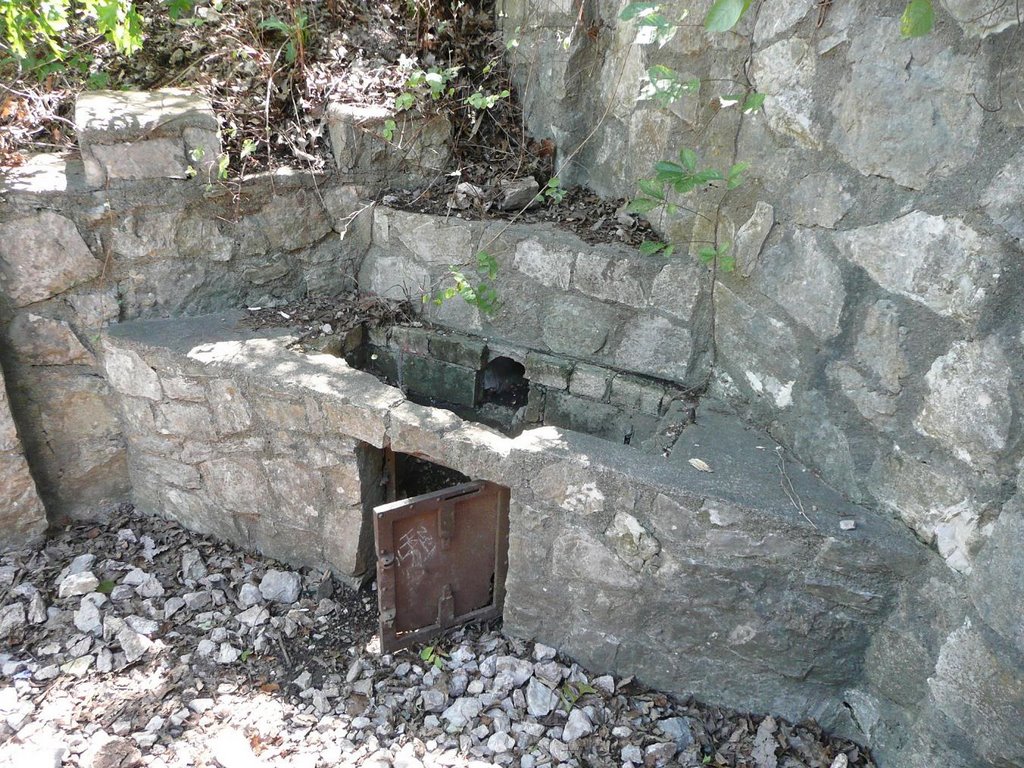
[0,4,1021,764]
[101,310,926,736]
[498,1,1024,765]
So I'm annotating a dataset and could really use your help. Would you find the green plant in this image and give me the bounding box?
[559,680,597,711]
[1,0,143,70]
[465,87,510,110]
[426,251,500,315]
[419,645,448,669]
[259,8,309,67]
[542,176,566,204]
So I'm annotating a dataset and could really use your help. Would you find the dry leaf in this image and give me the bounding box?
[689,458,713,472]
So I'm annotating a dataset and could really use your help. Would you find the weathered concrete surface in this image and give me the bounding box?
[102,311,927,734]
[0,366,47,549]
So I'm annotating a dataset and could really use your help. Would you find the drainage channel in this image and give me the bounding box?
[344,322,698,457]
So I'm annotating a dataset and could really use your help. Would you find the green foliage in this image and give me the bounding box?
[703,0,753,33]
[640,65,699,107]
[618,2,683,47]
[559,680,597,711]
[1,0,143,69]
[426,251,500,315]
[259,10,308,66]
[698,241,735,272]
[419,645,447,669]
[381,118,397,141]
[542,176,566,204]
[96,579,115,595]
[163,0,195,20]
[465,87,510,110]
[900,0,934,37]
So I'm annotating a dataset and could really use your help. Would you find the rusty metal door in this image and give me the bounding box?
[374,480,510,653]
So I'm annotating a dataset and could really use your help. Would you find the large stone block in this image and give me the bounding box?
[832,212,997,323]
[829,19,982,189]
[0,369,47,549]
[9,367,128,517]
[76,89,220,187]
[914,337,1012,468]
[928,621,1024,764]
[754,228,845,341]
[969,485,1024,654]
[7,312,94,366]
[327,104,451,188]
[0,212,101,307]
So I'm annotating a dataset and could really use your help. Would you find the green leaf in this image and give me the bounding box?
[97,579,115,595]
[637,178,664,199]
[719,253,737,272]
[698,246,717,264]
[654,160,684,175]
[239,649,253,662]
[704,0,752,32]
[639,240,666,256]
[742,92,766,112]
[395,92,415,111]
[727,161,749,189]
[662,244,675,258]
[900,0,934,37]
[627,197,662,214]
[620,1,660,21]
[678,147,697,171]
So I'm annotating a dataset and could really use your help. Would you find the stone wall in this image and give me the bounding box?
[362,207,710,389]
[0,90,371,519]
[0,366,46,549]
[98,310,927,733]
[500,1,1024,765]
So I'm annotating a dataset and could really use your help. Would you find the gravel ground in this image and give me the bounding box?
[0,506,871,768]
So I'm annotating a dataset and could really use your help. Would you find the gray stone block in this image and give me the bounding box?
[326,103,450,188]
[524,352,573,390]
[428,333,487,369]
[568,364,610,401]
[76,89,219,187]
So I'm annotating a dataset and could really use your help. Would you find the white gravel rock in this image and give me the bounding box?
[117,625,151,664]
[27,593,47,624]
[212,728,261,768]
[441,697,482,729]
[525,679,558,717]
[59,571,99,598]
[216,643,241,664]
[0,602,27,637]
[621,744,643,763]
[487,731,515,754]
[562,708,594,742]
[237,583,263,608]
[421,689,447,712]
[259,570,301,603]
[533,643,557,661]
[74,595,104,635]
[495,655,534,687]
[236,605,269,627]
[181,549,208,581]
[69,553,97,575]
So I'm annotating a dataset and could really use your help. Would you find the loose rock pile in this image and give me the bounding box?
[0,507,871,768]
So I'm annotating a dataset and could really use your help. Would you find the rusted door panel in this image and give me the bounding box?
[374,480,510,653]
